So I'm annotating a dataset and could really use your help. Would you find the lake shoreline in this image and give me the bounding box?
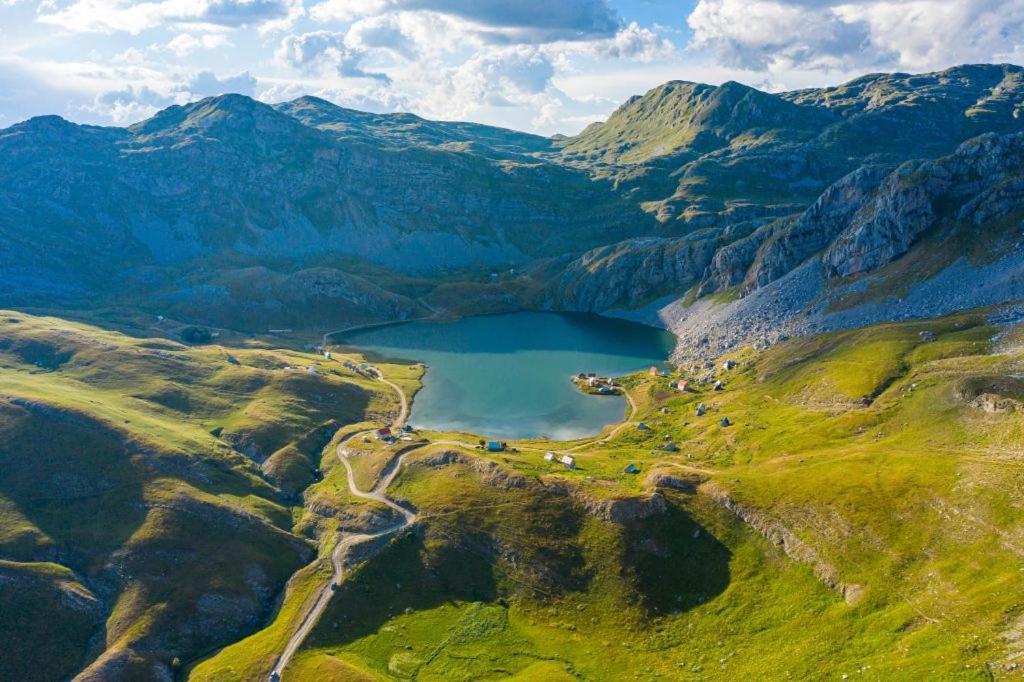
[339,311,674,441]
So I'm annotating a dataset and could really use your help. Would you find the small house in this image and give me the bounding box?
[487,441,505,452]
[637,422,649,431]
[696,402,707,416]
[323,351,332,360]
[375,427,393,440]
[720,416,732,427]
[677,380,689,392]
[649,366,659,377]
[598,385,612,394]
[664,443,680,452]
[714,380,724,391]
[623,463,639,474]
[558,454,576,469]
[402,424,414,433]
[722,359,737,370]
[544,452,556,462]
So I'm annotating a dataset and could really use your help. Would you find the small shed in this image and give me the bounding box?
[558,454,576,469]
[623,463,639,474]
[544,452,556,462]
[664,443,680,452]
[720,416,732,427]
[487,441,505,452]
[696,403,707,416]
[637,422,649,430]
[648,366,660,376]
[714,380,724,391]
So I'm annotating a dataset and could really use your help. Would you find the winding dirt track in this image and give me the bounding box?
[268,370,635,679]
[268,373,415,681]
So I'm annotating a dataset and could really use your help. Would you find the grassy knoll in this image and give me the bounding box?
[285,309,1024,679]
[0,311,397,680]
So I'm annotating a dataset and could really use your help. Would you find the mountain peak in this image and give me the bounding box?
[558,77,827,165]
[129,94,309,144]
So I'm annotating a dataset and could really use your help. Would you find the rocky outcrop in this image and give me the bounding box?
[570,489,667,524]
[701,482,864,605]
[697,219,778,296]
[547,235,719,312]
[822,133,1024,278]
[742,164,890,289]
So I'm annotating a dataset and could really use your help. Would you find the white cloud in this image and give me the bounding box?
[86,84,171,123]
[185,69,257,96]
[276,31,391,81]
[344,13,424,59]
[580,21,674,61]
[38,0,303,34]
[687,0,1024,72]
[310,0,621,42]
[835,0,1024,70]
[166,32,232,56]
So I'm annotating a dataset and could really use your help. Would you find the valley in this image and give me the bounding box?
[2,61,1024,681]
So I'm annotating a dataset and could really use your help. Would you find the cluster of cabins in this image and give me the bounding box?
[572,373,620,395]
[342,360,378,378]
[544,452,576,469]
[650,359,739,394]
[374,425,415,443]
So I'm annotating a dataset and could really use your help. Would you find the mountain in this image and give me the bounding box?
[0,64,1022,343]
[558,63,1024,227]
[276,95,554,159]
[541,65,1024,357]
[0,94,649,326]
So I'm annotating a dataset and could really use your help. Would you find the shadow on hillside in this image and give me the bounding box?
[307,529,500,648]
[624,501,731,615]
[307,494,731,652]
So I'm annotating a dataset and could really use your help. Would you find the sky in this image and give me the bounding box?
[1,0,1023,134]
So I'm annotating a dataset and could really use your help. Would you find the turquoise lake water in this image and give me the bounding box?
[343,312,676,440]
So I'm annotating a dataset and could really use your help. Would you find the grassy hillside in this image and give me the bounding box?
[0,311,400,680]
[282,310,1024,680]
[4,306,1023,680]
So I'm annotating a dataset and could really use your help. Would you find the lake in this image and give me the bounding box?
[343,312,676,440]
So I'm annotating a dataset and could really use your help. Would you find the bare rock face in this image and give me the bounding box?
[546,234,721,312]
[822,132,1024,278]
[697,220,776,297]
[742,164,891,289]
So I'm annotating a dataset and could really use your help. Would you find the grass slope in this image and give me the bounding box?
[0,311,395,680]
[285,309,1024,680]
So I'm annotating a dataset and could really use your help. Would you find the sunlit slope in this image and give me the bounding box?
[289,311,1024,680]
[0,312,392,680]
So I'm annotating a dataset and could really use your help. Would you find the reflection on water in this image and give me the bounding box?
[344,312,675,440]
